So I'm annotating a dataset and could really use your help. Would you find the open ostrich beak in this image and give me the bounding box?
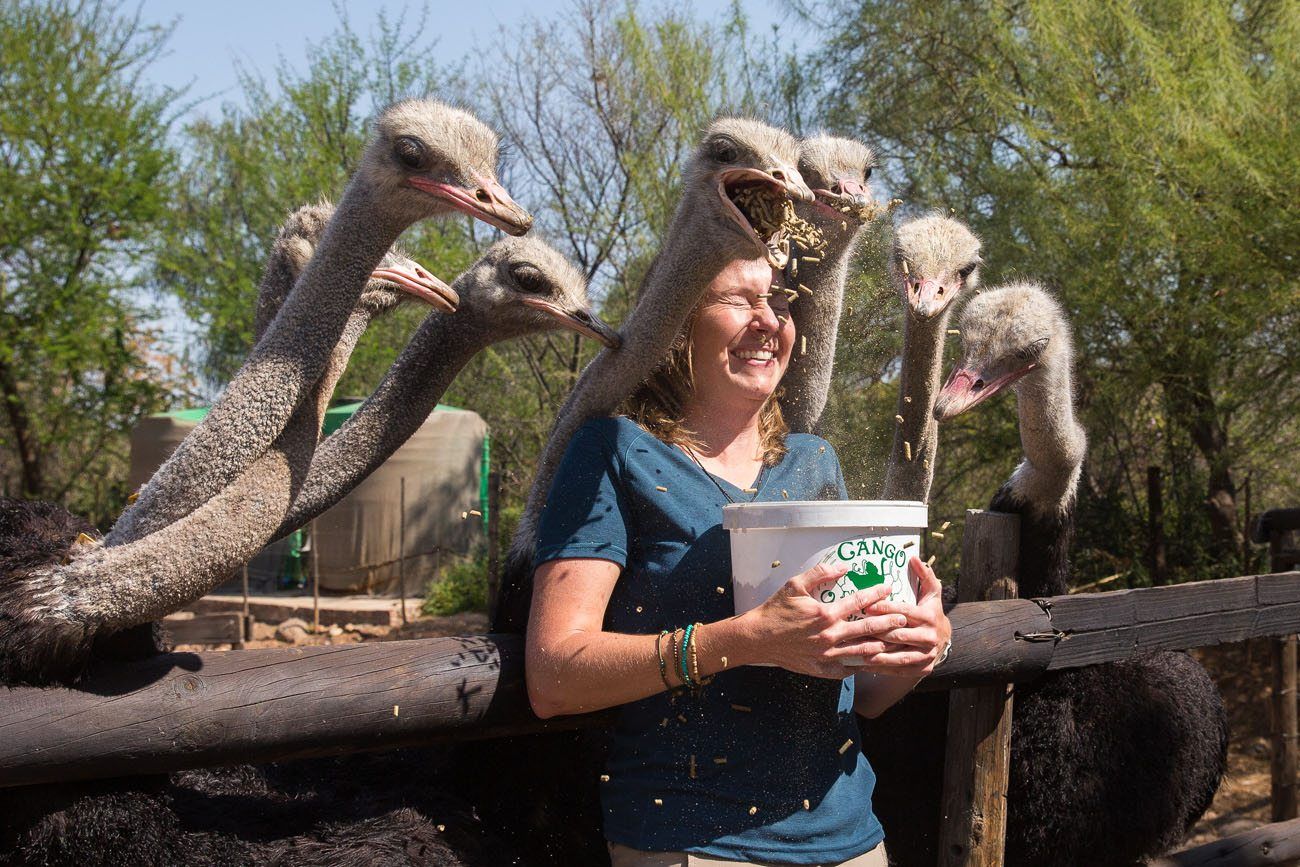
[718,165,814,268]
[519,297,622,348]
[371,264,459,313]
[408,172,534,236]
[934,363,1038,420]
[812,177,874,221]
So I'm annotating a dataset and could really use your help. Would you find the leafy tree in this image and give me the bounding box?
[0,0,188,526]
[157,8,478,393]
[803,0,1300,583]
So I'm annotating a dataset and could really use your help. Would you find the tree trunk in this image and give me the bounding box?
[0,352,42,498]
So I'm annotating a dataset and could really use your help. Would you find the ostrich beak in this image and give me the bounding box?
[934,363,1038,420]
[519,297,622,348]
[909,276,961,319]
[812,177,874,221]
[371,263,459,313]
[408,171,534,236]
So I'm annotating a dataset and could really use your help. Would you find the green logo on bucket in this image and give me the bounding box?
[816,537,913,610]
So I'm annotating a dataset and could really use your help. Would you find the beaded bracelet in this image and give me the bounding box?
[680,623,697,688]
[655,630,674,691]
[689,621,714,687]
[670,627,685,687]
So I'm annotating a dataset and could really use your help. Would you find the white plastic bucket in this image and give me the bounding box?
[723,500,928,663]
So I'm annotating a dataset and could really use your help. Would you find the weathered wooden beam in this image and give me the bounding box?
[0,633,612,789]
[4,571,1300,789]
[1149,817,1300,866]
[938,510,1019,867]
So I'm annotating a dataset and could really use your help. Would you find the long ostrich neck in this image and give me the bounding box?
[44,307,384,632]
[271,313,494,541]
[510,197,739,562]
[107,181,404,548]
[782,222,865,434]
[1008,360,1086,518]
[882,304,950,502]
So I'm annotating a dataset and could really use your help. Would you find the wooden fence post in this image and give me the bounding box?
[939,509,1020,867]
[1259,510,1300,821]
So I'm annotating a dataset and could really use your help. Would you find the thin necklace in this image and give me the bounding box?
[683,446,758,504]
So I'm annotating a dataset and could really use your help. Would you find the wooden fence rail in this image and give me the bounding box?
[1,567,1298,789]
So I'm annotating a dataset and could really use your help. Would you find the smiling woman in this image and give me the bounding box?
[525,254,953,866]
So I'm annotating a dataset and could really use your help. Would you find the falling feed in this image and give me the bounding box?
[903,540,915,549]
[904,441,913,462]
[655,485,668,492]
[947,329,961,336]
[940,520,952,532]
[931,531,945,540]
[771,560,781,569]
[731,703,753,713]
[600,774,610,782]
[749,806,759,816]
[927,555,936,567]
[838,738,854,755]
[895,414,905,425]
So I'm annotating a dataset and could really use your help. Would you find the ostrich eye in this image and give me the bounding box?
[709,136,740,164]
[1015,336,1050,360]
[393,136,426,170]
[957,262,978,280]
[509,262,547,294]
[863,166,873,181]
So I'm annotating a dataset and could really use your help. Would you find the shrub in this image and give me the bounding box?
[421,553,489,616]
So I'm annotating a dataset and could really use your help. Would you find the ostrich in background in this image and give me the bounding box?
[857,213,981,865]
[881,213,982,503]
[779,133,876,433]
[0,237,607,866]
[109,97,531,547]
[869,282,1227,867]
[0,99,529,686]
[267,234,619,541]
[494,116,813,636]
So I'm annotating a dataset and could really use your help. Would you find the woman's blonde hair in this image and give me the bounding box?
[620,308,789,465]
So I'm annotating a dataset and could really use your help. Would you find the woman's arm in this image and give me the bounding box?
[526,559,908,719]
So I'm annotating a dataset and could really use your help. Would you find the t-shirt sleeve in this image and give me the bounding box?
[533,420,630,568]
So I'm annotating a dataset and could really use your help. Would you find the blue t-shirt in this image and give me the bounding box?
[534,416,884,864]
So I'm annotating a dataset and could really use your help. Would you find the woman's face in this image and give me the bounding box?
[688,256,795,409]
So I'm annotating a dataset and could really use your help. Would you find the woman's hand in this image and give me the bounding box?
[739,562,911,679]
[833,556,952,677]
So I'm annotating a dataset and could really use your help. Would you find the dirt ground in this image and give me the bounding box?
[1184,640,1280,846]
[186,617,1281,851]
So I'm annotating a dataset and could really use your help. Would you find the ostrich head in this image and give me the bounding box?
[933,282,1073,420]
[796,134,876,230]
[357,98,533,236]
[269,202,459,316]
[893,214,982,320]
[682,118,813,269]
[451,236,620,347]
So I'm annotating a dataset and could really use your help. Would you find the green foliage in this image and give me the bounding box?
[156,8,478,391]
[421,553,489,616]
[805,0,1300,585]
[0,0,189,524]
